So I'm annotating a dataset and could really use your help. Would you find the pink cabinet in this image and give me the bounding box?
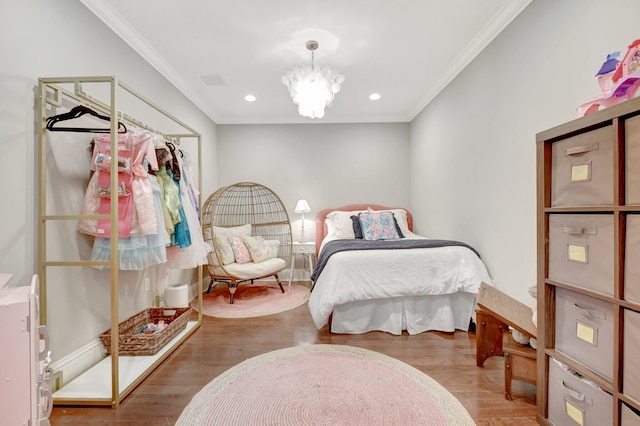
[0,274,51,425]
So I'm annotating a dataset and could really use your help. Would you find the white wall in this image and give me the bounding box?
[409,0,640,305]
[217,122,411,242]
[6,0,637,365]
[0,0,217,363]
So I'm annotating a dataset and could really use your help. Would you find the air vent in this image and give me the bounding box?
[197,73,226,86]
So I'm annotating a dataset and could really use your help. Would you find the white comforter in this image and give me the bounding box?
[308,234,493,329]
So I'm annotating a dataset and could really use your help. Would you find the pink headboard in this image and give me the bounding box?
[314,204,414,255]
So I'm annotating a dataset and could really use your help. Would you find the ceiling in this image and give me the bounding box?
[81,0,531,125]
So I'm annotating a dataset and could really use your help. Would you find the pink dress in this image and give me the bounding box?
[78,130,159,238]
[84,130,170,270]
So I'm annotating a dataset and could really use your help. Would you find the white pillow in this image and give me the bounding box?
[265,239,281,254]
[213,224,251,237]
[325,210,365,239]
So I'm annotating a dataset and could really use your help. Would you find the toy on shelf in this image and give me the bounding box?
[578,39,640,116]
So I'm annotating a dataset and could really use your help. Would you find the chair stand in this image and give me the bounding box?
[207,274,285,304]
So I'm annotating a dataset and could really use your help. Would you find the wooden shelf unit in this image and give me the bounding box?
[536,96,640,425]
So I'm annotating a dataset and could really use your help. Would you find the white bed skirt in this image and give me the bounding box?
[330,292,477,335]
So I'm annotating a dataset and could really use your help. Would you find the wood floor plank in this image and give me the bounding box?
[49,284,537,425]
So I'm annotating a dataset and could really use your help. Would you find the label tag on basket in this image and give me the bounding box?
[571,163,591,182]
[565,399,585,425]
[576,321,597,345]
[568,244,588,263]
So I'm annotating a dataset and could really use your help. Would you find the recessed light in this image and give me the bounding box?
[369,93,381,101]
[244,94,256,102]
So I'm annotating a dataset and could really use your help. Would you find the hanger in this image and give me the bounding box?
[46,105,127,133]
[165,142,181,181]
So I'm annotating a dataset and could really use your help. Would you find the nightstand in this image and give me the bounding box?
[288,242,316,287]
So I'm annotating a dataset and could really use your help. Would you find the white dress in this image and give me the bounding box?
[164,149,211,269]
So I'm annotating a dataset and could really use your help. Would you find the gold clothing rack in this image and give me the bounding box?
[37,76,203,408]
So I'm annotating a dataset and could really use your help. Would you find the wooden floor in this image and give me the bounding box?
[49,284,537,425]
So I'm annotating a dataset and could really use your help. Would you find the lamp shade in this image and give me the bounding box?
[295,199,311,214]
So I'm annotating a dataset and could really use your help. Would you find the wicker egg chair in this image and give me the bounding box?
[201,182,293,304]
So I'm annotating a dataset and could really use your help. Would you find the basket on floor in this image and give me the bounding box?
[99,307,192,356]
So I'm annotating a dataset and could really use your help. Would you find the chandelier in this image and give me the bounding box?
[282,40,345,119]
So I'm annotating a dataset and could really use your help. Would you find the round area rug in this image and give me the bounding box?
[192,282,310,318]
[176,344,474,426]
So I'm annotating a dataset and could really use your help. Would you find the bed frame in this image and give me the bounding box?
[314,204,413,255]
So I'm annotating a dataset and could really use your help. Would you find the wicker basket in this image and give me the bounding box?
[99,307,192,356]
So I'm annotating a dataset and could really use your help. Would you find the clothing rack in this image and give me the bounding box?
[37,76,203,408]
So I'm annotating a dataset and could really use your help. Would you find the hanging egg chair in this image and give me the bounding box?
[201,182,293,303]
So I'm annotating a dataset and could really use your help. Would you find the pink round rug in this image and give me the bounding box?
[192,282,310,318]
[176,344,474,425]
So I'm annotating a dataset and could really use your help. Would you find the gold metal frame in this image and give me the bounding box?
[37,76,203,407]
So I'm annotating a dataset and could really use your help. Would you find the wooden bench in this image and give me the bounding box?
[476,282,537,400]
[503,332,537,400]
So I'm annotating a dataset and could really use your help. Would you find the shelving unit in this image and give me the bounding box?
[536,96,640,425]
[37,76,203,407]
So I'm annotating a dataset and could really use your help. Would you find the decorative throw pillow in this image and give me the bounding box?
[357,211,401,240]
[392,215,405,239]
[243,235,277,263]
[214,235,235,265]
[228,236,252,264]
[265,239,281,254]
[351,215,363,239]
[352,212,403,239]
[370,208,410,236]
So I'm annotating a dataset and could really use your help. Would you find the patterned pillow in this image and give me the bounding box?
[228,236,252,264]
[214,235,235,265]
[357,211,401,240]
[355,211,405,239]
[243,235,277,263]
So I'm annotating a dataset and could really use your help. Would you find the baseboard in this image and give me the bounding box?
[52,278,205,390]
[50,339,104,391]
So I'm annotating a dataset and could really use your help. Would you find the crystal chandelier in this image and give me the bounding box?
[282,40,345,119]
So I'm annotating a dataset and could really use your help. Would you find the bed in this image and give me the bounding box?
[308,204,493,335]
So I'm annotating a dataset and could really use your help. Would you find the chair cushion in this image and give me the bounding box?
[211,257,287,280]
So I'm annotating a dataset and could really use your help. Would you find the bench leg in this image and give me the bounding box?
[476,310,507,367]
[504,352,513,400]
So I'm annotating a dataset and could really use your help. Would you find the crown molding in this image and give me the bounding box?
[408,0,533,121]
[80,0,220,123]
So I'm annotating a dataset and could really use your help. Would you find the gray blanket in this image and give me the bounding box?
[310,238,480,286]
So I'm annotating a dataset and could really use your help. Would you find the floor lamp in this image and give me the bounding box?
[295,199,311,243]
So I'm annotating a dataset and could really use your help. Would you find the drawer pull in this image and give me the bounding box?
[574,304,606,320]
[562,226,596,235]
[561,381,592,405]
[565,143,599,156]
